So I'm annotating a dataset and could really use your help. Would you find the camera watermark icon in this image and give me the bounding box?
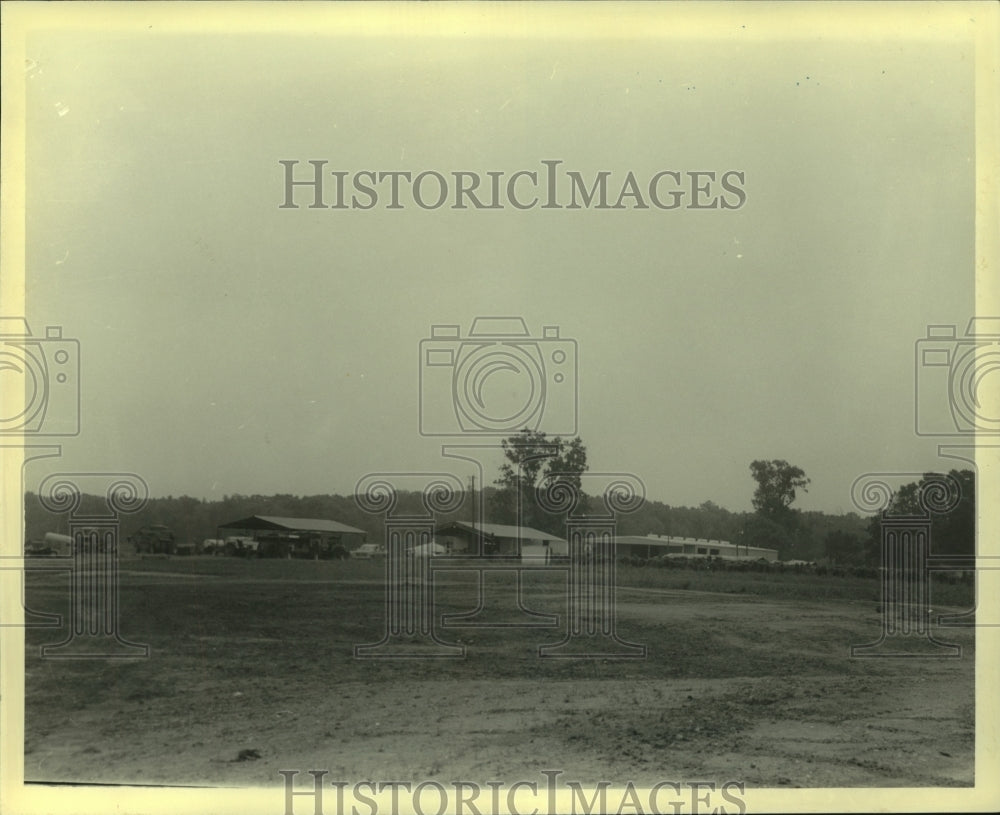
[35,472,150,659]
[384,315,642,658]
[0,317,80,437]
[850,472,964,658]
[915,317,1000,436]
[419,317,577,437]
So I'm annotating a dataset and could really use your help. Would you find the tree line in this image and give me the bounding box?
[23,487,870,560]
[741,459,975,564]
[22,433,974,563]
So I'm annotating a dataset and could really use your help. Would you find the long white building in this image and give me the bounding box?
[616,534,779,562]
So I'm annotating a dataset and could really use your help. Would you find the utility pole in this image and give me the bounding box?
[469,474,479,554]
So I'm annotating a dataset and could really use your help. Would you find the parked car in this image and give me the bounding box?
[350,543,386,559]
[25,539,58,557]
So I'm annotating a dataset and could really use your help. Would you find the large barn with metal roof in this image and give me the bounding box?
[217,515,367,559]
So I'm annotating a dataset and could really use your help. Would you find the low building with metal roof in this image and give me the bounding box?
[616,534,778,562]
[217,515,367,559]
[434,520,568,559]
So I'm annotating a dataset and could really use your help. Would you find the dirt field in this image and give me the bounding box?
[22,557,975,791]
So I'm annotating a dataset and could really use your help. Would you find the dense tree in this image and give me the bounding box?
[736,513,794,556]
[823,529,867,566]
[750,460,811,518]
[490,429,588,534]
[798,510,867,562]
[865,469,975,559]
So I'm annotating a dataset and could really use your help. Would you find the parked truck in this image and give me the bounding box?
[129,525,176,556]
[24,532,74,557]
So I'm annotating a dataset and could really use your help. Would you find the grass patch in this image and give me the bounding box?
[614,564,974,607]
[117,553,387,581]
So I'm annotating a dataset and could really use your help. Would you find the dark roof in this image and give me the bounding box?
[435,520,566,544]
[219,515,366,535]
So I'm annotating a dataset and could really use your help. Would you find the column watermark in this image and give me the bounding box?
[850,471,963,658]
[35,472,150,659]
[536,472,647,659]
[353,472,465,659]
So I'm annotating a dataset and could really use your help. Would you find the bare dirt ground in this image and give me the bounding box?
[22,559,975,791]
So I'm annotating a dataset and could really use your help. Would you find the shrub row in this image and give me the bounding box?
[616,555,880,580]
[614,554,972,584]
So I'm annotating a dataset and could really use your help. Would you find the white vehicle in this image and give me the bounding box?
[43,532,74,556]
[351,543,386,559]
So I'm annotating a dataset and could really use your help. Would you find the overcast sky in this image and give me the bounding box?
[19,18,977,515]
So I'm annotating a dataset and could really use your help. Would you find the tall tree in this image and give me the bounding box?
[491,429,588,533]
[749,459,811,519]
[748,459,811,558]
